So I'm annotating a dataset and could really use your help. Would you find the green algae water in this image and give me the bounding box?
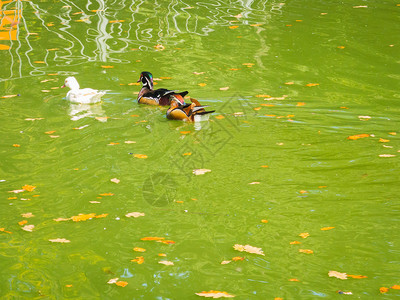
[1,0,399,299]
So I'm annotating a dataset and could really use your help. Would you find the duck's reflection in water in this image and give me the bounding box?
[69,102,107,122]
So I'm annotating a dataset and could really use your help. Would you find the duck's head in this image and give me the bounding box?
[137,71,153,89]
[62,76,80,90]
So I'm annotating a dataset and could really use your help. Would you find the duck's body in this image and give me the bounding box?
[167,97,214,122]
[62,77,106,104]
[137,71,188,106]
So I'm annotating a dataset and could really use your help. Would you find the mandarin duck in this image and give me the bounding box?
[137,71,188,106]
[62,76,106,104]
[166,97,215,122]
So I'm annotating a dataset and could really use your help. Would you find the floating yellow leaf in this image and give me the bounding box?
[53,217,71,222]
[22,224,34,232]
[34,61,45,64]
[65,284,73,287]
[232,256,245,261]
[347,274,367,279]
[299,249,313,254]
[128,82,140,86]
[299,232,310,239]
[379,138,390,143]
[0,44,11,50]
[285,82,294,85]
[158,240,176,245]
[1,94,18,98]
[305,83,319,87]
[261,104,275,107]
[125,212,145,218]
[183,152,192,156]
[380,287,389,293]
[18,220,28,226]
[337,46,345,49]
[321,226,335,231]
[22,185,36,192]
[233,244,264,256]
[125,141,136,144]
[328,270,347,280]
[45,130,56,134]
[219,87,229,91]
[158,253,166,257]
[347,134,370,140]
[99,193,114,196]
[49,238,70,243]
[180,131,191,134]
[249,182,260,185]
[256,94,271,98]
[154,44,165,51]
[101,65,114,69]
[193,72,205,75]
[229,25,238,29]
[71,213,96,222]
[94,213,108,219]
[261,219,268,223]
[0,228,12,234]
[175,200,184,203]
[13,144,20,147]
[133,247,146,252]
[115,281,128,287]
[133,154,148,159]
[229,68,240,71]
[253,107,262,111]
[193,169,211,175]
[21,212,34,218]
[221,260,231,265]
[290,241,301,245]
[159,260,174,266]
[131,256,144,264]
[141,237,165,241]
[196,290,235,298]
[89,201,101,204]
[261,165,269,168]
[198,83,207,87]
[289,278,300,282]
[250,24,263,27]
[296,102,306,106]
[108,142,119,145]
[391,285,400,290]
[215,115,225,120]
[109,20,125,23]
[388,132,396,136]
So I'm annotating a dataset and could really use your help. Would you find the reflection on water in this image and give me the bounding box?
[0,0,281,81]
[68,102,106,121]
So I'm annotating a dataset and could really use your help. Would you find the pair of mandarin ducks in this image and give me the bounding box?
[137,71,214,121]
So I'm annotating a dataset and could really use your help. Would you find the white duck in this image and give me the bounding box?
[62,76,106,104]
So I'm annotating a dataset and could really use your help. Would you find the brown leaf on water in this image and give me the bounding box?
[125,212,145,218]
[233,244,264,256]
[133,154,148,159]
[22,224,34,232]
[159,260,174,266]
[299,232,310,239]
[232,256,245,261]
[196,290,235,298]
[321,226,335,231]
[18,220,28,226]
[49,238,70,243]
[380,287,389,293]
[115,281,128,287]
[299,249,313,254]
[328,270,347,280]
[347,133,370,140]
[131,256,144,264]
[305,83,319,87]
[133,247,146,252]
[158,240,176,245]
[110,178,120,184]
[22,185,36,192]
[391,285,400,290]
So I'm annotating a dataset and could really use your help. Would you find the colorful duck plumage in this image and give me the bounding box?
[137,71,188,106]
[166,97,215,122]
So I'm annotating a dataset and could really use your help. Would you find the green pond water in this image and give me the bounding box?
[1,0,399,299]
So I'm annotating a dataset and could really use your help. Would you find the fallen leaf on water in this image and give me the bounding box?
[22,185,36,192]
[180,131,191,134]
[183,152,192,156]
[133,247,146,252]
[379,138,390,143]
[71,213,96,222]
[337,46,345,49]
[53,217,71,222]
[285,82,294,85]
[133,154,148,159]
[296,102,306,106]
[299,190,308,194]
[388,132,396,136]
[198,83,207,87]
[299,232,310,239]
[9,189,25,193]
[358,115,371,120]
[89,201,101,204]
[128,82,140,86]
[1,94,18,98]
[347,274,367,279]
[22,225,34,232]
[250,23,263,27]
[99,193,114,196]
[299,249,313,254]
[158,253,167,257]
[110,178,120,184]
[379,154,396,157]
[305,83,319,87]
[49,238,70,243]
[328,270,347,280]
[0,44,11,50]
[65,284,73,287]
[124,141,136,144]
[13,144,20,147]
[215,115,225,120]
[347,133,370,140]
[249,182,260,185]
[290,241,301,245]
[289,278,300,282]
[101,65,114,69]
[233,244,264,256]
[141,237,165,241]
[109,20,125,23]
[219,87,229,91]
[21,212,34,218]
[261,220,268,223]
[391,285,400,289]
[94,213,108,219]
[229,68,240,71]
[108,142,119,145]
[95,117,109,121]
[193,169,211,175]
[232,257,245,261]
[229,25,239,29]
[45,130,56,134]
[353,5,368,8]
[256,94,271,98]
[193,72,205,75]
[321,227,335,231]
[18,220,28,226]
[49,135,59,138]
[107,278,119,284]
[125,212,145,218]
[0,228,12,234]
[380,287,389,293]
[131,256,144,264]
[159,260,174,266]
[261,165,269,168]
[73,125,89,130]
[154,44,165,51]
[196,290,235,298]
[115,281,128,287]
[221,260,231,265]
[253,107,262,111]
[158,240,176,245]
